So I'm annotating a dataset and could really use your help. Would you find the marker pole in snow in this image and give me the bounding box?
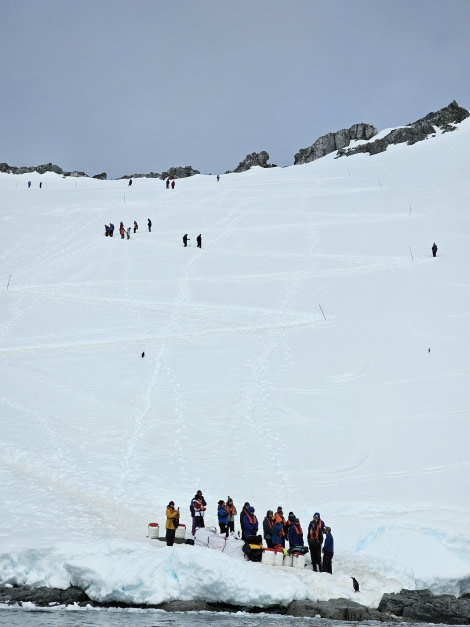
[409,246,414,262]
[7,274,11,289]
[319,304,326,321]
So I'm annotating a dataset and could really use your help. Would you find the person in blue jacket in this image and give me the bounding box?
[242,506,258,537]
[271,520,284,548]
[288,518,304,549]
[217,500,229,536]
[322,526,334,574]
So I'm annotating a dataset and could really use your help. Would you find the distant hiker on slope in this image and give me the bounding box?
[196,234,202,248]
[183,234,189,247]
[133,220,138,233]
[432,242,438,257]
[171,180,175,189]
[147,218,152,232]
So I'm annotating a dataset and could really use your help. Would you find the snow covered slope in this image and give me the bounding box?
[0,119,469,607]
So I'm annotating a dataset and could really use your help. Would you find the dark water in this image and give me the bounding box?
[0,608,460,627]
[1,607,319,626]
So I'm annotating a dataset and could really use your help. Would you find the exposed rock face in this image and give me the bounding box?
[0,162,88,177]
[119,172,161,180]
[337,100,469,159]
[92,172,107,180]
[379,589,470,624]
[231,150,275,173]
[161,165,200,179]
[294,124,378,165]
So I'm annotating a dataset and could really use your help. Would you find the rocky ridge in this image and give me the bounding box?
[0,101,468,179]
[336,100,469,159]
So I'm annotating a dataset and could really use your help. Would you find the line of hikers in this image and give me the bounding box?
[165,491,334,573]
[105,219,152,237]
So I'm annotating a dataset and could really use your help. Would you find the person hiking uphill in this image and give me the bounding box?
[183,234,189,247]
[432,242,438,257]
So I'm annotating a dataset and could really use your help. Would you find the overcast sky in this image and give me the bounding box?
[1,0,469,179]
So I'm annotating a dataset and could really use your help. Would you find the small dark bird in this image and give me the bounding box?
[351,577,360,592]
[141,352,145,358]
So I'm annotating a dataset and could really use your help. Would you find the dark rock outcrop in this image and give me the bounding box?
[337,100,469,159]
[230,150,276,173]
[379,589,470,624]
[92,172,107,180]
[119,172,161,180]
[0,585,90,607]
[294,124,378,165]
[161,165,200,180]
[286,598,394,621]
[0,162,88,177]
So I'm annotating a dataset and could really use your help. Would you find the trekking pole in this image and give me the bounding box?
[319,304,326,321]
[7,274,11,289]
[409,246,414,262]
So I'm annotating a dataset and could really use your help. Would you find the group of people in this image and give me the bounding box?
[104,219,152,237]
[165,491,334,573]
[183,234,202,248]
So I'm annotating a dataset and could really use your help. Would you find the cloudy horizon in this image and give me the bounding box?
[1,0,469,178]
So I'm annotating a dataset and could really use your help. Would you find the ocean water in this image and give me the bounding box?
[0,608,458,627]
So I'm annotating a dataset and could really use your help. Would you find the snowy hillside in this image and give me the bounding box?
[1,119,469,609]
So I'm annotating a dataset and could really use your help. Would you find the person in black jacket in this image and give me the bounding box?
[263,510,274,548]
[432,242,438,257]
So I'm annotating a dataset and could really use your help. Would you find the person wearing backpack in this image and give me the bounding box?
[165,501,179,546]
